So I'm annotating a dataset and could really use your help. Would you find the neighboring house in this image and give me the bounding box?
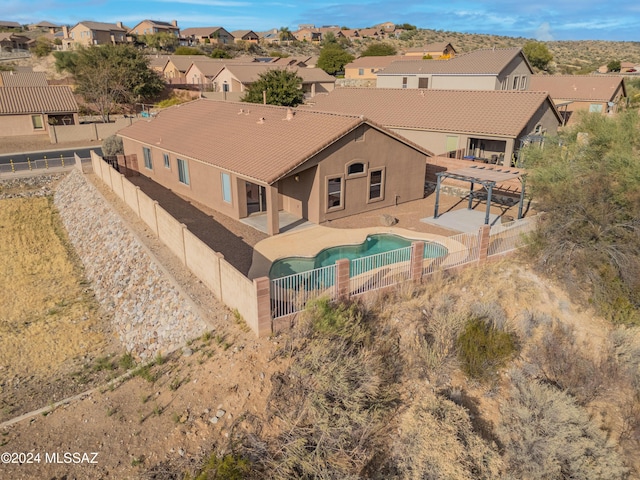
[184,60,231,86]
[231,30,259,43]
[0,71,48,87]
[308,88,562,165]
[403,42,457,59]
[28,21,60,33]
[620,61,639,73]
[357,28,382,39]
[162,55,224,81]
[345,55,411,81]
[340,29,360,41]
[0,32,31,51]
[0,21,21,30]
[181,27,233,45]
[117,99,431,235]
[0,85,78,137]
[146,54,171,74]
[377,47,533,91]
[211,64,335,97]
[293,28,322,43]
[63,21,128,48]
[529,75,627,125]
[270,56,313,67]
[375,22,396,33]
[129,19,180,37]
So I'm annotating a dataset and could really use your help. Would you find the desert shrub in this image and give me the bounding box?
[258,298,402,478]
[392,389,503,479]
[101,134,124,156]
[526,322,617,404]
[191,453,250,480]
[457,314,518,381]
[497,370,628,480]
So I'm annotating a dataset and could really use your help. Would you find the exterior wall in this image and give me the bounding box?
[234,33,258,43]
[431,75,497,90]
[0,113,50,137]
[185,64,207,85]
[498,56,532,91]
[50,117,135,143]
[345,66,378,80]
[69,25,126,47]
[309,125,427,224]
[520,101,561,137]
[213,68,238,91]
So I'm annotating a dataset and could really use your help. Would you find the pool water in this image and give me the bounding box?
[269,234,448,279]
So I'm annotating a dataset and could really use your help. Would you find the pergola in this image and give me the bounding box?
[433,165,527,225]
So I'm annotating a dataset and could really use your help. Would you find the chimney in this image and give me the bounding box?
[285,108,294,121]
[172,20,178,27]
[116,21,123,29]
[62,25,69,38]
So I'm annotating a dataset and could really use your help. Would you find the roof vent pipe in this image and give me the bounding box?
[285,108,294,120]
[257,117,265,124]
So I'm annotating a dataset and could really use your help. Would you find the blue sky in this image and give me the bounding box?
[4,0,640,41]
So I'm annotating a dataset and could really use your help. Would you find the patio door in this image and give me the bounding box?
[246,182,267,215]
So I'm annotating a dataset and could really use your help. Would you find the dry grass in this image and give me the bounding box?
[0,196,106,380]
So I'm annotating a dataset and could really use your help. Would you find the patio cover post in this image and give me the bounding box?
[468,181,475,210]
[433,174,443,219]
[266,184,279,236]
[517,176,526,219]
[484,184,493,225]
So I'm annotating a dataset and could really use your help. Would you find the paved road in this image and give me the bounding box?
[0,147,101,165]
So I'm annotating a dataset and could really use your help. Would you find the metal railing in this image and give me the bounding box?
[0,156,79,174]
[424,231,479,276]
[489,217,538,256]
[350,246,412,295]
[271,264,337,319]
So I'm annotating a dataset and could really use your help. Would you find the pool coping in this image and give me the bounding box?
[248,225,467,280]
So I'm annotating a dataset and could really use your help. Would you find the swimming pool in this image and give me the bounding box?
[269,233,448,279]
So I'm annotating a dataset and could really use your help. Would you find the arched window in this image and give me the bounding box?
[347,162,365,175]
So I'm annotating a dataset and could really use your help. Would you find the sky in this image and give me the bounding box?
[4,0,640,41]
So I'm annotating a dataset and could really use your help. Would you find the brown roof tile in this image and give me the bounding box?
[0,86,78,114]
[382,47,528,75]
[529,75,626,102]
[345,55,411,70]
[117,100,429,184]
[74,21,126,32]
[0,71,48,87]
[307,88,558,137]
[404,42,455,54]
[219,64,335,84]
[181,27,227,37]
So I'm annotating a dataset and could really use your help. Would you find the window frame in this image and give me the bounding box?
[326,175,344,212]
[402,76,408,88]
[177,158,190,185]
[367,168,385,203]
[143,146,153,170]
[358,68,364,76]
[346,160,367,178]
[163,152,170,169]
[418,77,429,89]
[512,76,519,89]
[221,172,232,204]
[520,76,527,90]
[31,114,44,130]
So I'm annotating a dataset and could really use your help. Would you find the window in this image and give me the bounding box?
[163,153,170,168]
[327,177,343,210]
[418,77,429,89]
[31,115,43,130]
[589,104,603,113]
[143,147,153,170]
[177,159,190,185]
[520,76,527,90]
[512,76,519,89]
[402,77,408,88]
[358,68,364,76]
[221,172,232,203]
[369,169,384,201]
[347,162,365,176]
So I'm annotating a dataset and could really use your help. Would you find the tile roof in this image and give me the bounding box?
[230,30,257,38]
[0,86,78,114]
[307,88,558,137]
[0,21,21,28]
[31,21,58,28]
[219,64,334,84]
[381,47,528,76]
[345,55,412,70]
[181,27,226,37]
[166,55,229,72]
[74,21,126,32]
[187,60,230,77]
[0,71,48,87]
[118,100,431,184]
[529,75,626,102]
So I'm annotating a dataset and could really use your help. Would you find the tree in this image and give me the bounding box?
[278,26,293,43]
[69,45,165,122]
[607,59,621,72]
[31,37,52,57]
[317,44,355,75]
[523,40,553,71]
[240,69,304,107]
[139,32,179,52]
[360,43,397,57]
[210,48,232,59]
[53,51,77,73]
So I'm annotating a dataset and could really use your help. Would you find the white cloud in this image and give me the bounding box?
[535,22,554,41]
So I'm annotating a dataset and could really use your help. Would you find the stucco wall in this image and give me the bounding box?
[430,75,497,90]
[0,114,48,137]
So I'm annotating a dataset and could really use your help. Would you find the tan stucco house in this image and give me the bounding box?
[344,55,411,81]
[181,27,233,45]
[128,20,180,37]
[62,21,128,48]
[529,75,627,125]
[231,30,259,43]
[403,42,457,59]
[117,100,431,235]
[377,47,533,91]
[0,85,78,137]
[308,88,562,166]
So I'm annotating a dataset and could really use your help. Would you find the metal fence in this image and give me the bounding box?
[424,231,480,276]
[350,246,412,295]
[0,156,79,174]
[271,264,337,319]
[488,217,538,256]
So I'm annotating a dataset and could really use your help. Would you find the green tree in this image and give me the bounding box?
[360,43,397,56]
[607,59,621,72]
[53,51,78,73]
[317,44,355,75]
[30,37,53,57]
[139,32,179,52]
[240,69,304,107]
[70,45,165,122]
[278,26,293,43]
[321,31,337,46]
[210,48,231,59]
[524,110,640,324]
[173,46,204,55]
[522,40,553,71]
